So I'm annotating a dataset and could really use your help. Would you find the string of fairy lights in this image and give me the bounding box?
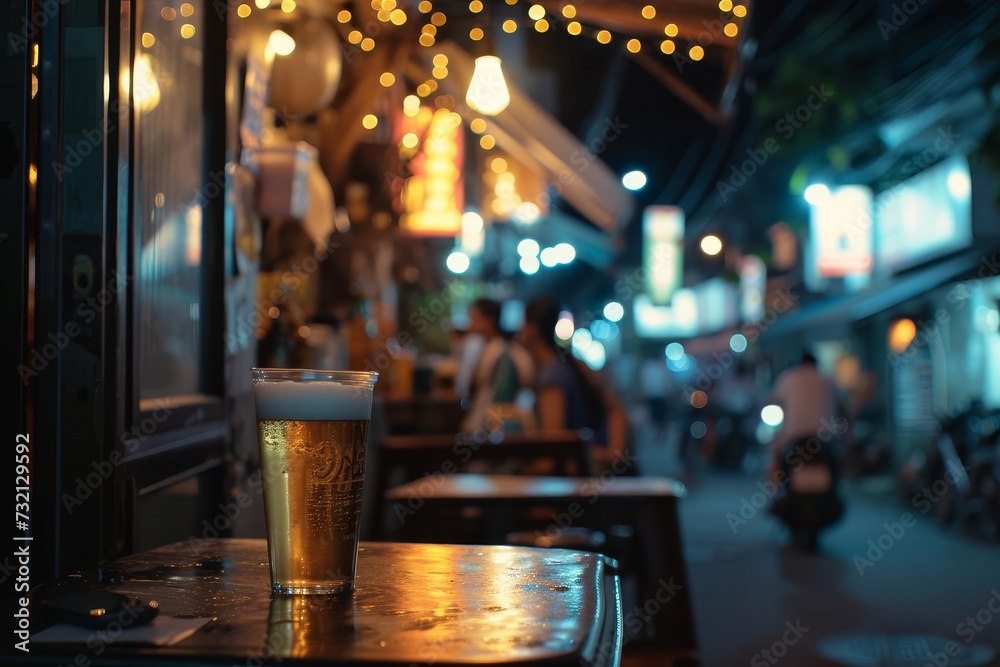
[327,1,745,148]
[141,0,747,142]
[223,0,748,166]
[329,0,748,56]
[228,0,747,126]
[318,0,748,64]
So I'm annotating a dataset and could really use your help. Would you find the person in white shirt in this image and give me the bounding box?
[460,299,533,433]
[767,352,846,480]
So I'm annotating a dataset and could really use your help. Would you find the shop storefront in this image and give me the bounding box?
[760,154,1000,465]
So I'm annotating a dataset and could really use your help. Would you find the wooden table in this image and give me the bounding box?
[378,430,592,476]
[14,539,622,667]
[379,396,466,435]
[384,475,696,660]
[373,430,593,535]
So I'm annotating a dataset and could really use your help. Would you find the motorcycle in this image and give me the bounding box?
[768,435,846,552]
[966,428,1000,540]
[842,404,893,477]
[899,404,1000,536]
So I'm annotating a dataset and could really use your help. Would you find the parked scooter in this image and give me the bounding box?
[842,403,892,477]
[965,427,1000,540]
[899,403,1000,534]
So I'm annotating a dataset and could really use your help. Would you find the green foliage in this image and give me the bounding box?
[721,267,740,284]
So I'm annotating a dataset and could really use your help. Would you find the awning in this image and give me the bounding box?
[759,247,999,341]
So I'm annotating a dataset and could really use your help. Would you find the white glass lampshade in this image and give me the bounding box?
[267,29,296,56]
[130,53,161,114]
[466,55,510,116]
[267,20,341,117]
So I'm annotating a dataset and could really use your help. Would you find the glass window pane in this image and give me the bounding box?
[135,0,204,400]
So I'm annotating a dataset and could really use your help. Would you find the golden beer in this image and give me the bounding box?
[252,370,377,595]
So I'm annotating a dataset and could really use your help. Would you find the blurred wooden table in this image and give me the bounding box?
[384,475,696,661]
[373,430,593,535]
[379,396,466,435]
[378,429,591,476]
[18,539,622,667]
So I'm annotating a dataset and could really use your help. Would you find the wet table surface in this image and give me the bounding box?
[23,539,622,667]
[381,475,696,656]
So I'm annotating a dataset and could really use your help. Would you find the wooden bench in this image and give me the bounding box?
[383,473,697,661]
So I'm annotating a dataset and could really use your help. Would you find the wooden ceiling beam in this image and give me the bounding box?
[631,49,724,123]
[316,36,414,185]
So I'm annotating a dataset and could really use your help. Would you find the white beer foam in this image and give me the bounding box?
[254,380,373,421]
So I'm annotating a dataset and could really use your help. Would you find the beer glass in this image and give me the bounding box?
[252,368,378,595]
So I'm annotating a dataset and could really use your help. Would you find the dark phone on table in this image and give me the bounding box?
[34,585,159,630]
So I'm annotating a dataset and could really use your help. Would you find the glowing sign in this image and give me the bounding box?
[810,185,873,277]
[695,277,737,333]
[643,206,684,306]
[876,155,972,272]
[481,152,546,224]
[633,290,698,338]
[739,255,766,323]
[399,108,464,236]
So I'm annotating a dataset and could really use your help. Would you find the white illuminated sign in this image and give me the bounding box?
[633,290,698,339]
[810,185,874,277]
[643,206,684,306]
[876,155,973,273]
[739,255,766,323]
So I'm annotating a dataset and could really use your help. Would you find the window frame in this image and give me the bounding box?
[121,0,229,494]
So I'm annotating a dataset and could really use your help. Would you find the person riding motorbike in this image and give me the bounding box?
[765,352,848,479]
[765,351,848,551]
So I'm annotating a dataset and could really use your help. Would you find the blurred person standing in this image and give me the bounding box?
[714,360,758,416]
[520,297,632,473]
[451,325,482,400]
[460,299,534,433]
[639,355,673,441]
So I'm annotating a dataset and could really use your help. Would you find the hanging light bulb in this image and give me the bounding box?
[267,29,296,56]
[466,55,509,116]
[129,53,161,113]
